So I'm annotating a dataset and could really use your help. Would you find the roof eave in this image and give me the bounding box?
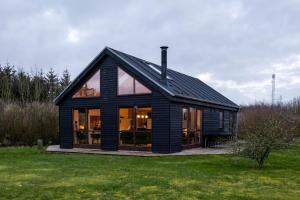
[173,94,240,110]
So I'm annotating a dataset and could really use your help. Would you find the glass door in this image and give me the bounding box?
[182,107,203,147]
[88,109,101,144]
[73,108,101,145]
[119,107,152,149]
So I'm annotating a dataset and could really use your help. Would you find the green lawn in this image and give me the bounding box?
[0,141,300,200]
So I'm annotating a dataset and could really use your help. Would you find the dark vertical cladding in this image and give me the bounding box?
[169,103,182,152]
[100,61,119,151]
[57,48,239,153]
[58,98,73,149]
[58,55,176,153]
[151,93,171,153]
[160,46,168,82]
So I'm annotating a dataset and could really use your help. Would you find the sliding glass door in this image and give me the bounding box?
[73,108,101,145]
[119,107,152,149]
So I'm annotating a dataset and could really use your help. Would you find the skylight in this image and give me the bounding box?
[147,63,172,80]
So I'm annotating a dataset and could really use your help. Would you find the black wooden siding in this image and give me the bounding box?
[58,98,73,148]
[169,103,182,152]
[58,55,237,153]
[58,56,173,153]
[169,103,235,139]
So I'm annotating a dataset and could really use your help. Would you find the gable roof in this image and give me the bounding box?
[54,47,239,110]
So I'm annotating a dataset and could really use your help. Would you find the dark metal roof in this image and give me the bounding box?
[55,47,239,109]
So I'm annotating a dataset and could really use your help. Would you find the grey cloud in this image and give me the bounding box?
[0,0,300,104]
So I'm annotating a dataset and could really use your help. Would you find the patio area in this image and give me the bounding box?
[46,145,232,156]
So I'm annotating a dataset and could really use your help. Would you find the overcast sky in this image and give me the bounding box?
[1,0,300,105]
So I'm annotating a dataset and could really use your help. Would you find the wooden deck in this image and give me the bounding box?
[46,145,231,157]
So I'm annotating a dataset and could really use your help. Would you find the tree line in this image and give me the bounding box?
[0,62,71,103]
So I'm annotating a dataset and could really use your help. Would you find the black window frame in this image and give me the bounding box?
[72,107,101,145]
[228,112,234,133]
[118,106,152,148]
[117,66,152,96]
[72,69,101,99]
[182,107,203,146]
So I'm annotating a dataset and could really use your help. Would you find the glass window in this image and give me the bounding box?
[196,110,202,131]
[182,108,189,145]
[119,108,134,131]
[118,68,134,95]
[229,112,234,133]
[190,108,196,131]
[88,109,101,131]
[73,70,100,98]
[182,107,202,146]
[135,80,151,94]
[119,108,134,145]
[73,108,101,145]
[119,107,152,147]
[78,108,87,130]
[136,107,152,130]
[118,67,151,95]
[219,111,224,129]
[182,108,188,129]
[88,109,101,144]
[135,107,152,146]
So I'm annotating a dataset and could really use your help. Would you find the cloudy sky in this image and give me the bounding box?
[1,0,300,105]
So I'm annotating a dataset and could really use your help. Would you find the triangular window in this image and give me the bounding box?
[73,69,100,98]
[118,67,151,95]
[135,80,151,94]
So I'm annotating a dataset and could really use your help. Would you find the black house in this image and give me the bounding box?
[55,46,239,153]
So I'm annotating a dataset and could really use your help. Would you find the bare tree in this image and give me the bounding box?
[17,69,31,104]
[235,105,294,168]
[31,69,46,102]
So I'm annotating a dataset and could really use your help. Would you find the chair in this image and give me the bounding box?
[76,131,87,144]
[90,133,100,144]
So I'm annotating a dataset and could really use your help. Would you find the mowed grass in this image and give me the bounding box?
[1,140,300,200]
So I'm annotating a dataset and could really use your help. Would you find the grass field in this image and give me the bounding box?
[0,140,300,200]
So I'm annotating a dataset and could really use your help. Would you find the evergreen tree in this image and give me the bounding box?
[46,68,59,101]
[0,63,16,101]
[0,63,72,103]
[31,69,47,102]
[59,68,71,92]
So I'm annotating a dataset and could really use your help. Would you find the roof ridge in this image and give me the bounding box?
[107,47,152,64]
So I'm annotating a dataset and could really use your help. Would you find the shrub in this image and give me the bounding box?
[294,118,300,137]
[0,101,58,146]
[236,105,294,168]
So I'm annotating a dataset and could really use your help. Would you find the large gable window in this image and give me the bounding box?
[118,67,151,95]
[73,70,100,98]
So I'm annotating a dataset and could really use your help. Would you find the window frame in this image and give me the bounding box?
[182,107,203,146]
[72,107,101,145]
[117,66,152,96]
[228,112,234,133]
[118,106,152,148]
[219,111,224,129]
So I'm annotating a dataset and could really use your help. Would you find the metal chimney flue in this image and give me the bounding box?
[160,46,168,82]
